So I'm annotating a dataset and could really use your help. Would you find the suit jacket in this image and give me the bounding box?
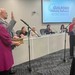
[0,24,14,71]
[0,18,16,38]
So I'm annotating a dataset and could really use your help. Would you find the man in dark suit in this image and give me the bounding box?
[44,24,52,34]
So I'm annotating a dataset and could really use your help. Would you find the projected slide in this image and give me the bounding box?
[42,0,75,23]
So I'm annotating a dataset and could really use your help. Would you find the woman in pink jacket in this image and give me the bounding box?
[0,24,20,75]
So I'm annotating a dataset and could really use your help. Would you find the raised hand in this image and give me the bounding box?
[11,11,15,20]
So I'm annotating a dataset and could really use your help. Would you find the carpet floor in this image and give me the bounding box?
[13,49,73,75]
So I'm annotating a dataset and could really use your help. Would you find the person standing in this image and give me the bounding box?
[0,8,19,74]
[69,18,75,58]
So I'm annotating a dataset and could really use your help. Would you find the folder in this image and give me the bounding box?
[12,38,24,44]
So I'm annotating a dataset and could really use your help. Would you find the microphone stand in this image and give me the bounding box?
[20,19,42,75]
[27,26,31,72]
[57,25,69,66]
[63,25,69,62]
[63,29,67,62]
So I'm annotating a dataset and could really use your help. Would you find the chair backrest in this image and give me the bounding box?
[16,30,21,37]
[40,29,46,35]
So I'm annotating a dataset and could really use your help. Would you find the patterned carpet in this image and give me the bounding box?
[13,49,73,75]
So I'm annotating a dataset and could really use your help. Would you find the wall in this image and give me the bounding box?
[0,0,69,34]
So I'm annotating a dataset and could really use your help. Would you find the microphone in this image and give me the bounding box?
[20,19,40,37]
[20,19,29,27]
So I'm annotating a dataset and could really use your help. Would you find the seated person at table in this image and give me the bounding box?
[19,26,28,38]
[30,26,37,37]
[44,24,53,34]
[60,24,65,33]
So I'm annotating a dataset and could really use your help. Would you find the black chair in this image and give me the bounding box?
[40,29,46,35]
[16,30,21,37]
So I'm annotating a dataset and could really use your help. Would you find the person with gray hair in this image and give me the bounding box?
[30,26,37,37]
[0,8,19,74]
[0,8,17,38]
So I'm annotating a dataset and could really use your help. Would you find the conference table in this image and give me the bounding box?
[12,33,69,66]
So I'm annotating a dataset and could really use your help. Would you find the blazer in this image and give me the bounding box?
[0,18,16,49]
[0,18,16,38]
